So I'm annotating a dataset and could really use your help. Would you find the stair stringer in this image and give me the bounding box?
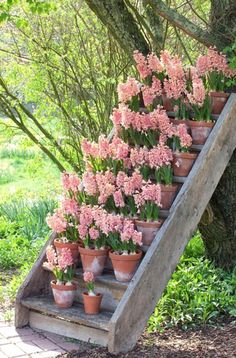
[108,93,236,354]
[15,233,56,327]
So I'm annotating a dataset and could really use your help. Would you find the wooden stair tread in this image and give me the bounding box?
[75,268,128,289]
[21,296,112,331]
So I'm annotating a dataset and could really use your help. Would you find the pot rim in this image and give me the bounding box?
[54,239,79,247]
[109,249,142,261]
[189,120,214,128]
[79,246,109,255]
[50,280,77,291]
[209,91,230,98]
[160,183,180,191]
[173,151,198,159]
[135,219,164,228]
[82,292,102,298]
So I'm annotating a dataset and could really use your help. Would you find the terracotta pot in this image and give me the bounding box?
[170,118,191,134]
[79,247,108,277]
[54,239,79,266]
[162,93,173,111]
[83,292,103,315]
[135,219,164,246]
[109,250,142,282]
[189,121,214,145]
[210,91,229,115]
[160,184,180,210]
[51,281,76,308]
[173,152,198,177]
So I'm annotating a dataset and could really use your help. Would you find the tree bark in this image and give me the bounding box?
[85,0,150,57]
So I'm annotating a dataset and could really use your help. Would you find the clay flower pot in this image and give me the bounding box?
[54,239,79,266]
[173,152,198,177]
[189,121,214,145]
[170,118,191,134]
[82,292,103,315]
[160,184,180,210]
[210,92,229,115]
[51,281,76,308]
[135,219,164,246]
[79,247,108,277]
[109,250,142,282]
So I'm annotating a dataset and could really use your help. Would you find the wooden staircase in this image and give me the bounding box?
[15,94,236,354]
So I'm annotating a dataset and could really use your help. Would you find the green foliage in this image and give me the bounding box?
[148,236,236,331]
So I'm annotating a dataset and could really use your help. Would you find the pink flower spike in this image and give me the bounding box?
[58,248,73,269]
[83,271,94,283]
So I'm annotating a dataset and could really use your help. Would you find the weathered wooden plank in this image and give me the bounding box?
[108,94,236,354]
[22,296,112,331]
[29,311,108,346]
[15,232,56,327]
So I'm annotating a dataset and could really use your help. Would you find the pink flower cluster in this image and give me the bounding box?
[141,77,162,106]
[111,104,175,135]
[83,271,94,283]
[175,124,192,148]
[46,246,73,270]
[130,145,173,169]
[58,248,74,269]
[134,183,161,208]
[82,135,129,162]
[196,47,229,76]
[46,209,67,234]
[187,73,206,106]
[117,77,140,103]
[62,172,80,193]
[61,198,79,216]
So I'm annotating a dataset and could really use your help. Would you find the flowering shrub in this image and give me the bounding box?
[45,246,74,284]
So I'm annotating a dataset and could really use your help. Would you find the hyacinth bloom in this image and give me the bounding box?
[61,172,81,193]
[83,271,95,293]
[133,50,151,79]
[134,183,162,222]
[174,124,192,150]
[46,209,67,234]
[58,248,74,270]
[45,246,74,284]
[60,198,79,216]
[117,77,140,103]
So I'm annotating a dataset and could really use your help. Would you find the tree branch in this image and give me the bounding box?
[144,0,220,48]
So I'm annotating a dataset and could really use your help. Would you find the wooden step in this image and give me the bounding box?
[21,296,112,346]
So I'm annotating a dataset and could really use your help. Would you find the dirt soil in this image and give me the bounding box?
[58,320,236,358]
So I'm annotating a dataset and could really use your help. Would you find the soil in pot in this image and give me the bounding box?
[160,183,180,210]
[54,239,80,266]
[210,92,229,115]
[189,121,214,145]
[79,247,108,277]
[83,292,103,315]
[135,219,164,246]
[173,152,198,177]
[51,281,77,308]
[109,250,142,282]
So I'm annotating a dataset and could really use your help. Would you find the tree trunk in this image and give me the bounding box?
[198,0,236,270]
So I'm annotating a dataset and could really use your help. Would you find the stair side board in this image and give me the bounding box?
[108,94,236,354]
[15,232,56,327]
[29,311,108,346]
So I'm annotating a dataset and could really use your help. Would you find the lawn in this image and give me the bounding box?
[0,135,235,329]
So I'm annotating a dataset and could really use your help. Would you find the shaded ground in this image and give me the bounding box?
[58,320,236,358]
